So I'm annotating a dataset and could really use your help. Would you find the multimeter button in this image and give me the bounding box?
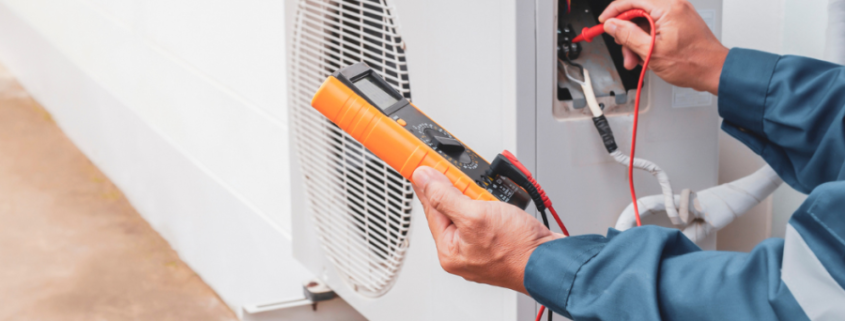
[432,135,465,153]
[397,118,407,126]
[459,152,472,164]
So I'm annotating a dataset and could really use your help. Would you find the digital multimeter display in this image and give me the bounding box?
[353,76,399,111]
[318,62,532,210]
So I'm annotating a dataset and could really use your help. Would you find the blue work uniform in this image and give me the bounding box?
[525,48,845,320]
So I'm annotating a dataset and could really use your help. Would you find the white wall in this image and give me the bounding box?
[0,0,338,317]
[1,0,293,233]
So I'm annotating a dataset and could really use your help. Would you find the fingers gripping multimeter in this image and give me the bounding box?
[311,63,531,209]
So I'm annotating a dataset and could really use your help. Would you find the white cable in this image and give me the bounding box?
[581,70,604,118]
[610,150,682,226]
[615,165,783,243]
[562,61,604,118]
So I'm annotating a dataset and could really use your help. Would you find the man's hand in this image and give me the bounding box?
[599,0,729,94]
[411,167,562,294]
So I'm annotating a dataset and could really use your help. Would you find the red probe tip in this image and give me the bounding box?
[572,25,605,43]
[571,9,650,43]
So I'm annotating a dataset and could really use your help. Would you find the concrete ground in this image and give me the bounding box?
[0,65,238,320]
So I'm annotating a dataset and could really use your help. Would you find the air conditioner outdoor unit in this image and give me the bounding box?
[286,0,723,320]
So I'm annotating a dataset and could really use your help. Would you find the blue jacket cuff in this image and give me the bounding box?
[718,48,780,138]
[524,235,607,318]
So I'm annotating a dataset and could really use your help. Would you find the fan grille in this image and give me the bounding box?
[290,0,413,297]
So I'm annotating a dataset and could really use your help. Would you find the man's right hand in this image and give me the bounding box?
[599,0,729,95]
[410,166,562,294]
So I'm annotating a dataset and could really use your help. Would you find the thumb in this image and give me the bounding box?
[413,167,480,228]
[604,18,652,59]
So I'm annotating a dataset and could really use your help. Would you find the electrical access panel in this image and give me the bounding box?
[534,0,722,235]
[555,0,648,119]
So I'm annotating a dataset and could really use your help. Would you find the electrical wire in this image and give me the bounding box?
[539,209,551,229]
[572,9,656,227]
[559,58,585,86]
[500,150,567,321]
[536,306,547,321]
[628,14,656,227]
[534,303,555,321]
[502,151,569,236]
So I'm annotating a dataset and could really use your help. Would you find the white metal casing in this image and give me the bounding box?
[288,0,722,320]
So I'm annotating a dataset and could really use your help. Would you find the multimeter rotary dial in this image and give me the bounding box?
[415,123,479,170]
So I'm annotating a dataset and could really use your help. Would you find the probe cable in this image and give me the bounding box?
[498,151,567,321]
[502,151,569,237]
[536,305,549,321]
[572,9,657,227]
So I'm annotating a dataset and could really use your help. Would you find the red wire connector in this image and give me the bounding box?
[501,150,569,237]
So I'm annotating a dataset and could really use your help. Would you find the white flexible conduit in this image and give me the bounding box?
[615,165,783,243]
[826,0,845,64]
[609,151,682,226]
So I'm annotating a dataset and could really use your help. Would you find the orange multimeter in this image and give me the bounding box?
[311,62,531,209]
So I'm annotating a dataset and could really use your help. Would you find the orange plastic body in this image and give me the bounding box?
[311,76,497,202]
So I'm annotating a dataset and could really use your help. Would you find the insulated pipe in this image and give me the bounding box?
[826,0,845,64]
[692,165,783,229]
[614,194,681,231]
[615,165,783,243]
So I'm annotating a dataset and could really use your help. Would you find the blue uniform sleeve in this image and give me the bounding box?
[525,226,805,320]
[524,181,845,320]
[718,48,845,193]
